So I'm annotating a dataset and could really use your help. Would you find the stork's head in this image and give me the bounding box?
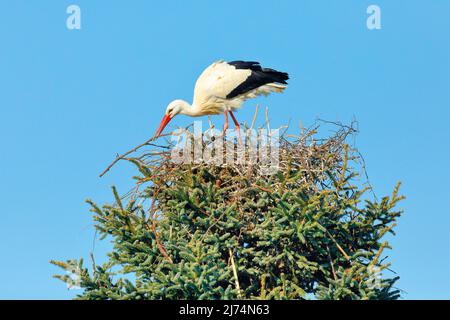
[166,99,185,118]
[154,100,184,138]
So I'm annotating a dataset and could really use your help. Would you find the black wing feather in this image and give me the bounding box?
[226,61,289,99]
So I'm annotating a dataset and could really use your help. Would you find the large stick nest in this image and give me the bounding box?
[101,108,364,208]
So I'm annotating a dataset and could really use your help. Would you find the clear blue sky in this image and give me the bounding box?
[1,1,449,299]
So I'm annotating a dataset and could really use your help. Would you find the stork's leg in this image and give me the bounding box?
[229,111,242,144]
[222,111,229,136]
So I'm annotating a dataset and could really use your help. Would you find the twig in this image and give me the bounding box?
[327,245,337,281]
[250,105,259,131]
[326,230,351,261]
[252,183,273,194]
[99,135,170,177]
[148,193,173,264]
[207,116,214,129]
[89,252,96,274]
[265,107,271,132]
[229,249,242,299]
[145,172,177,264]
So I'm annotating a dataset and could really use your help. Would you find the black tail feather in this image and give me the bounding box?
[261,68,289,84]
[227,60,289,99]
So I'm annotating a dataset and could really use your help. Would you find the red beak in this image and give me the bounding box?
[154,114,172,138]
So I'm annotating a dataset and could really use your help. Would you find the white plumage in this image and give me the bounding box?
[193,61,287,114]
[155,60,289,141]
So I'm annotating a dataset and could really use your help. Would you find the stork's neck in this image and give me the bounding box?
[178,100,202,117]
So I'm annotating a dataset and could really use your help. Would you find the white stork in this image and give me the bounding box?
[154,60,289,142]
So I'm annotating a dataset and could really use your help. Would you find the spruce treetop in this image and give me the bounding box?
[52,118,403,300]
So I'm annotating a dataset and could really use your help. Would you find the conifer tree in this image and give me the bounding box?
[51,121,403,300]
